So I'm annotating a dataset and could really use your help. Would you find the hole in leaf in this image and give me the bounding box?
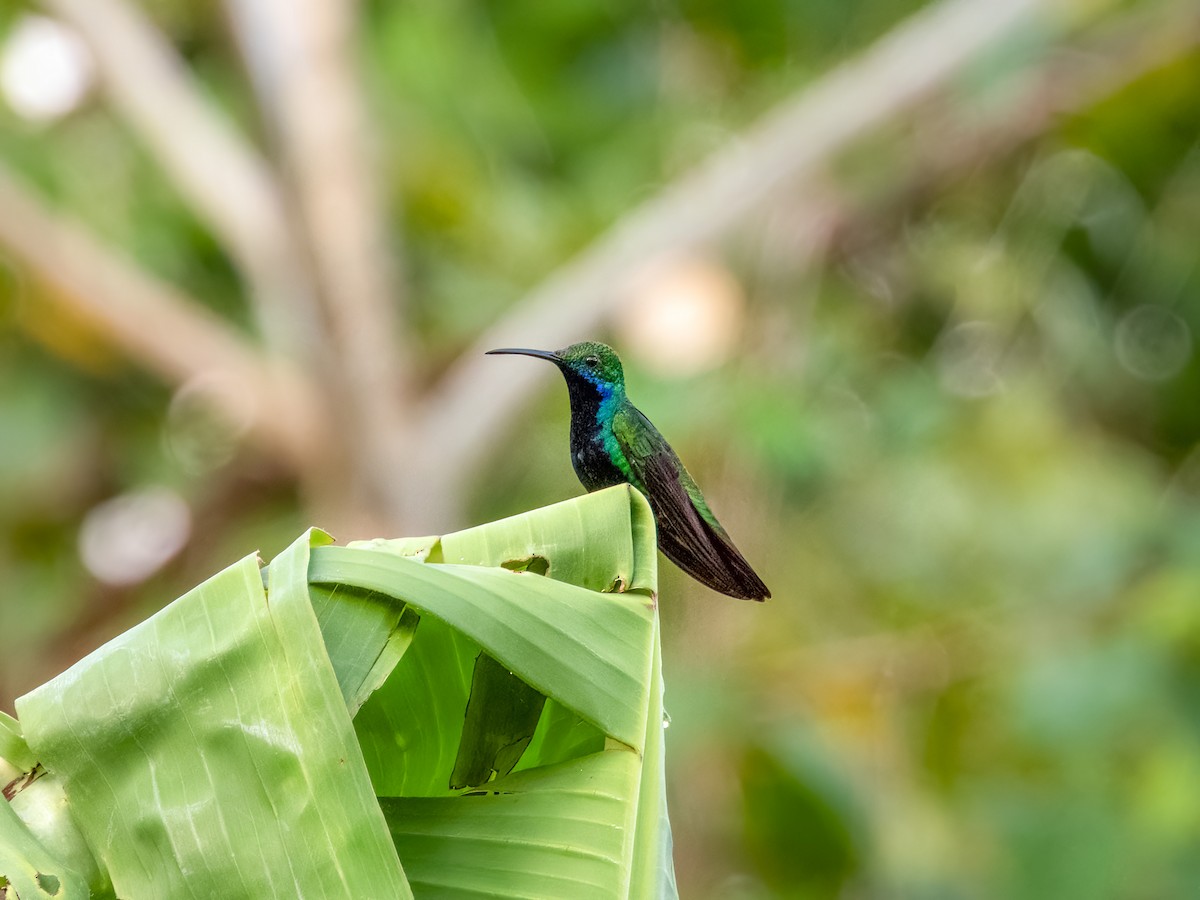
[500,555,549,576]
[35,872,61,895]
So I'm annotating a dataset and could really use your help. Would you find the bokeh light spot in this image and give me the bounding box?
[166,371,256,475]
[79,487,192,587]
[618,255,744,378]
[0,15,93,122]
[1114,304,1192,382]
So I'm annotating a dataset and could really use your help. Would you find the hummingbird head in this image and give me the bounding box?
[486,341,626,396]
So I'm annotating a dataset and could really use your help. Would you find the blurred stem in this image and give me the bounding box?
[224,0,412,536]
[41,0,324,362]
[0,164,322,473]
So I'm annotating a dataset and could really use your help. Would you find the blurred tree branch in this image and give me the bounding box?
[225,0,412,534]
[0,164,320,471]
[42,0,323,362]
[41,0,413,534]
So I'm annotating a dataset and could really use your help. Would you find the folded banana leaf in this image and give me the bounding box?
[3,486,677,899]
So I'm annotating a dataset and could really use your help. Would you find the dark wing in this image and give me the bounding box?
[612,404,770,601]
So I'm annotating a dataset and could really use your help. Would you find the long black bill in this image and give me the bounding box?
[485,348,561,363]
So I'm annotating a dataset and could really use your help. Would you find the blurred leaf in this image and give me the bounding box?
[1008,637,1163,753]
[740,732,866,897]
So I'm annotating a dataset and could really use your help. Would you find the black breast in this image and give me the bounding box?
[563,377,626,492]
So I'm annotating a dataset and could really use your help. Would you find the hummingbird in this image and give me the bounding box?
[486,341,769,601]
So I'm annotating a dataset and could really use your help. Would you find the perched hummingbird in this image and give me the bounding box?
[487,341,769,601]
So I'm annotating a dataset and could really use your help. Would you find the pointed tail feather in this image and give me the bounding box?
[657,514,770,601]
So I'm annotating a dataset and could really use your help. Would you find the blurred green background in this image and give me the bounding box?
[2,0,1199,896]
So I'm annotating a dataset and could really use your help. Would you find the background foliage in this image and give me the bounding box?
[2,0,1199,896]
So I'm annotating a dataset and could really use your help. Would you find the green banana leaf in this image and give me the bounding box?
[3,485,678,899]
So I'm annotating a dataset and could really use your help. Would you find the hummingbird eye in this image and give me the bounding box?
[585,355,600,368]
